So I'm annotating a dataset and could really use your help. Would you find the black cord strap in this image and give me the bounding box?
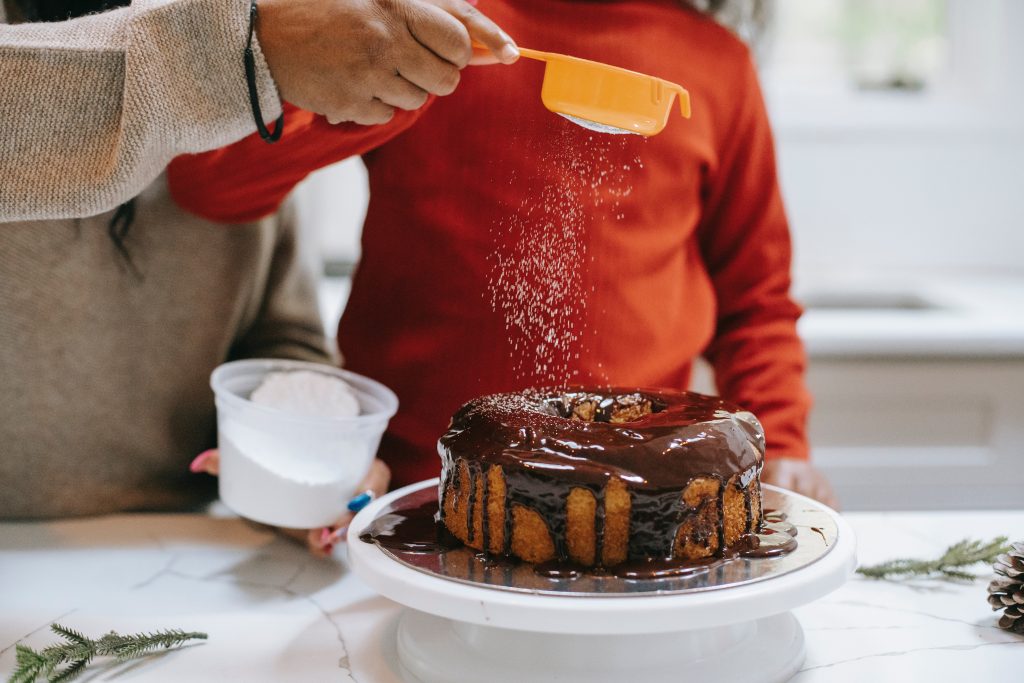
[244,0,284,142]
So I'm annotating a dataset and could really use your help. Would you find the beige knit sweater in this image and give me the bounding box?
[0,175,332,519]
[0,0,280,221]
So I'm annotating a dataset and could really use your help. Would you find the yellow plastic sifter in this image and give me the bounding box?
[506,45,691,136]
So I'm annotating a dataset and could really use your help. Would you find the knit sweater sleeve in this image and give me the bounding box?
[0,0,280,222]
[697,49,812,462]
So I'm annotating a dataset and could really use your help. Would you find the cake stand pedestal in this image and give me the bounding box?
[396,609,803,683]
[348,480,856,683]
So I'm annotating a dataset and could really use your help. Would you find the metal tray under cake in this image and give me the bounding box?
[359,482,839,597]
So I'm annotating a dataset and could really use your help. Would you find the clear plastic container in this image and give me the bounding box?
[210,359,398,528]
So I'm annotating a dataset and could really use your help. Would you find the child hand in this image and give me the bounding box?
[761,458,839,510]
[190,450,391,556]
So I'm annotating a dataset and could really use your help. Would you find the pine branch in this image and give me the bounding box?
[857,536,1011,581]
[96,629,208,661]
[5,624,207,683]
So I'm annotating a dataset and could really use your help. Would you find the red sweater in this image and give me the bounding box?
[169,0,811,489]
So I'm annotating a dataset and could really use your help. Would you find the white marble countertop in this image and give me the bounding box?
[2,510,1021,682]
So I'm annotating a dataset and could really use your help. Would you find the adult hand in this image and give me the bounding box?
[256,0,519,125]
[761,458,839,510]
[190,450,391,556]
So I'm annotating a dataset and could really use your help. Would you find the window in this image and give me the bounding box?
[763,0,949,94]
[758,0,1018,133]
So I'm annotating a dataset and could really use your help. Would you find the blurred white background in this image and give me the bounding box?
[295,0,1024,510]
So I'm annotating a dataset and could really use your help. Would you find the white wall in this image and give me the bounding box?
[774,120,1024,285]
[765,0,1024,286]
[294,159,368,266]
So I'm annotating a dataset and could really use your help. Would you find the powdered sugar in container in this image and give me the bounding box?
[210,359,398,528]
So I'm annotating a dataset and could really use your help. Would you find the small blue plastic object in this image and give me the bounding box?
[347,491,374,512]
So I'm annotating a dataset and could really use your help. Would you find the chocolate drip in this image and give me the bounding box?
[716,479,727,554]
[737,528,798,558]
[627,488,688,560]
[448,458,462,514]
[481,466,491,553]
[744,485,752,532]
[358,500,462,553]
[466,462,478,543]
[594,486,606,566]
[502,489,515,556]
[502,467,572,561]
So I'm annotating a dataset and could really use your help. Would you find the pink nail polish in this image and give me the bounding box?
[319,527,333,546]
[189,450,214,473]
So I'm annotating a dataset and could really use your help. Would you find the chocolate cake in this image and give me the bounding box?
[438,388,765,567]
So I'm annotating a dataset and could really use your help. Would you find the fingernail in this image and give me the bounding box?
[322,543,334,555]
[347,490,375,513]
[330,526,349,544]
[319,527,333,546]
[189,450,215,474]
[500,44,520,63]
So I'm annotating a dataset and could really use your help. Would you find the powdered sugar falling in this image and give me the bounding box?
[487,126,643,385]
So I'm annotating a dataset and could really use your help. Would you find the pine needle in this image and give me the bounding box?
[47,627,87,648]
[48,659,88,683]
[857,536,1011,581]
[6,624,207,683]
[10,646,46,683]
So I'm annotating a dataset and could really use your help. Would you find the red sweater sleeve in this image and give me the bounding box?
[167,101,431,223]
[697,52,811,462]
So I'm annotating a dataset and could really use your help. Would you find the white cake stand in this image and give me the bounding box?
[349,479,856,683]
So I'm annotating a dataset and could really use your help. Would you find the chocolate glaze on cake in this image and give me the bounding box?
[438,388,765,565]
[360,492,800,587]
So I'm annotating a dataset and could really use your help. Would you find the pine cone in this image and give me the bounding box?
[988,541,1024,635]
